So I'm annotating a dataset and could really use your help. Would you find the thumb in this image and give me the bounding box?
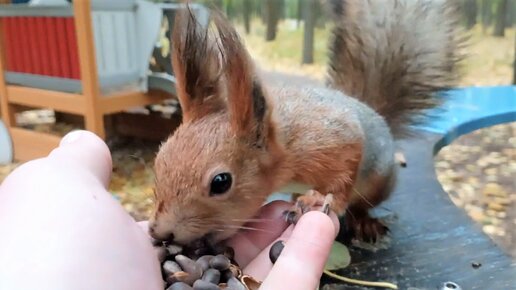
[47,130,112,188]
[259,211,337,290]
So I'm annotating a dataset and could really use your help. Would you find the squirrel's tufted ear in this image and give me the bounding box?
[212,12,271,145]
[171,6,225,123]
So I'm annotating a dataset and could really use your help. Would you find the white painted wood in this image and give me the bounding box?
[113,13,130,72]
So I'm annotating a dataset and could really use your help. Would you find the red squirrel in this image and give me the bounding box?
[148,0,462,245]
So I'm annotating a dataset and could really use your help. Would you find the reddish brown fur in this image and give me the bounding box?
[152,113,286,244]
[290,142,363,215]
[212,15,255,135]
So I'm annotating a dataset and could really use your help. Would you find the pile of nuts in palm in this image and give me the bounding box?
[152,238,262,290]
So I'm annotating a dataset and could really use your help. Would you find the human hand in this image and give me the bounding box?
[225,201,340,289]
[139,201,339,289]
[0,130,163,290]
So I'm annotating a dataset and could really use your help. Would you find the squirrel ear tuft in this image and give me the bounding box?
[171,5,224,122]
[212,12,270,142]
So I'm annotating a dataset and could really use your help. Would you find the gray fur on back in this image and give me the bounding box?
[326,0,463,137]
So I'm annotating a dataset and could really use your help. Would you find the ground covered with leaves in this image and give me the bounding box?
[435,122,516,257]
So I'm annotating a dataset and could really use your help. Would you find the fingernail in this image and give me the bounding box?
[61,130,83,145]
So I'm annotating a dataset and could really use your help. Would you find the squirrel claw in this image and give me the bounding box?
[321,193,334,215]
[283,209,301,225]
[284,191,334,225]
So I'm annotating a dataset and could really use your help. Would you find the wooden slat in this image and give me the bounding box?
[8,17,22,72]
[99,90,170,114]
[7,85,85,114]
[2,18,13,71]
[10,127,61,161]
[0,13,15,126]
[36,17,51,76]
[27,17,41,74]
[73,0,104,138]
[56,18,71,78]
[46,17,60,77]
[18,17,32,74]
[65,18,80,79]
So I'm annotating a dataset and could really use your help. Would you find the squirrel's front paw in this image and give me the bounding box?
[283,190,333,224]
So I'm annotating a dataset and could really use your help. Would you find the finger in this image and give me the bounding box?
[48,130,112,188]
[226,200,291,267]
[243,210,339,281]
[242,224,294,279]
[137,221,150,234]
[257,211,338,289]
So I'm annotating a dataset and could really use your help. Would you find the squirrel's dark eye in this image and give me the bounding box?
[210,173,232,196]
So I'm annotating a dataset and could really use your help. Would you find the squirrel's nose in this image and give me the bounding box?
[149,222,175,243]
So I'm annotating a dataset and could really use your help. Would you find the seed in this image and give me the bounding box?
[240,275,261,290]
[227,277,246,290]
[159,241,261,289]
[166,281,194,290]
[167,244,184,256]
[183,240,209,259]
[175,255,203,284]
[209,255,230,271]
[193,247,210,258]
[201,269,221,284]
[196,255,214,272]
[157,246,169,263]
[269,240,284,264]
[166,271,191,285]
[192,280,220,290]
[163,261,182,276]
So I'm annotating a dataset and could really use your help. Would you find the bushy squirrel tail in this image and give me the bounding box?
[326,0,464,138]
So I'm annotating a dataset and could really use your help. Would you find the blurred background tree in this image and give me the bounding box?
[151,0,515,85]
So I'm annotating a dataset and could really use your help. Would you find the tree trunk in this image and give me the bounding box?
[493,0,508,37]
[243,0,251,34]
[264,0,279,41]
[506,0,515,27]
[302,0,316,64]
[463,0,477,29]
[297,0,303,28]
[481,0,492,33]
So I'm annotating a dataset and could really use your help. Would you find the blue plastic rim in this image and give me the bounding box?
[0,120,13,165]
[415,85,516,154]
